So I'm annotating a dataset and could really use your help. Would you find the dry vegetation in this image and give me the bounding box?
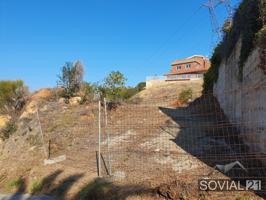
[0,80,263,200]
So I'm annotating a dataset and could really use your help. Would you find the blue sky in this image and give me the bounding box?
[0,0,240,91]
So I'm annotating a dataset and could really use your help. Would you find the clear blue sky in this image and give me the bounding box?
[0,0,240,91]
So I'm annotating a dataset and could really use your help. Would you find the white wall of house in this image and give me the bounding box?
[146,74,203,89]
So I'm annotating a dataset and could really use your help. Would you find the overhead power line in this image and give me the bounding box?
[203,0,233,41]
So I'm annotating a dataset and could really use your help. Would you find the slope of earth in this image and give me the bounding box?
[0,84,263,200]
[132,80,203,105]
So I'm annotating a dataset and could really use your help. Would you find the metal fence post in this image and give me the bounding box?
[98,101,102,177]
[104,98,112,175]
[36,103,48,158]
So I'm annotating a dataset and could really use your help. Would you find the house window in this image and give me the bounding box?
[176,66,182,71]
[186,64,191,69]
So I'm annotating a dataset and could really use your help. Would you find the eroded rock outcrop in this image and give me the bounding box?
[213,38,266,158]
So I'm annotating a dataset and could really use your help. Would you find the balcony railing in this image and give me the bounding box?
[166,74,203,81]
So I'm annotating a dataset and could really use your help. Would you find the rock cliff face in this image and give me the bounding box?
[213,38,266,156]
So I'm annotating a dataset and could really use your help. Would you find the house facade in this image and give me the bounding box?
[165,55,210,81]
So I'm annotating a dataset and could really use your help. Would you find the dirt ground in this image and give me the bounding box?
[0,84,264,200]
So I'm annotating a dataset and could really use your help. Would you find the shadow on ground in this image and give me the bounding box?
[73,178,155,200]
[159,94,266,198]
[3,170,156,200]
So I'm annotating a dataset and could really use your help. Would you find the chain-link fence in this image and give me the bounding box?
[36,85,266,197]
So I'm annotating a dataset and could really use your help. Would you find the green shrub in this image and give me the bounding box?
[119,82,146,100]
[6,177,23,190]
[256,25,266,48]
[0,80,28,114]
[136,82,146,91]
[178,88,193,104]
[95,72,144,102]
[0,120,17,140]
[222,0,263,80]
[28,178,44,194]
[120,87,138,100]
[203,44,222,93]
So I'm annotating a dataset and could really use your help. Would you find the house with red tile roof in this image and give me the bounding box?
[165,55,210,81]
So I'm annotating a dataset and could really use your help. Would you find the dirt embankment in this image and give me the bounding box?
[0,84,263,200]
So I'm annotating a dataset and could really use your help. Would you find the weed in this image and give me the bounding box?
[256,25,266,49]
[28,178,44,194]
[46,124,58,133]
[203,44,222,93]
[178,88,193,104]
[6,177,23,190]
[0,120,17,140]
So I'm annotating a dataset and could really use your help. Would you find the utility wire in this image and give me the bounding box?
[144,5,203,66]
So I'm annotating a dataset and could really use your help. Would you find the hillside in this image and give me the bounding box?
[0,80,263,200]
[132,80,203,105]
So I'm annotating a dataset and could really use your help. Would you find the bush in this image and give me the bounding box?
[256,25,266,49]
[120,87,138,100]
[28,178,44,194]
[222,0,263,80]
[0,80,28,114]
[79,82,96,104]
[0,120,17,140]
[256,25,266,72]
[203,44,222,93]
[116,82,146,100]
[136,82,146,91]
[95,72,144,102]
[178,88,193,104]
[6,177,23,190]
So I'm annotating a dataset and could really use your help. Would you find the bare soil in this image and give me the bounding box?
[0,83,264,200]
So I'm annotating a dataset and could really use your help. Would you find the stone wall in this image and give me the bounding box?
[213,39,266,156]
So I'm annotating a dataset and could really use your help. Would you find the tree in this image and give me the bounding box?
[103,71,127,101]
[58,60,84,98]
[72,61,84,92]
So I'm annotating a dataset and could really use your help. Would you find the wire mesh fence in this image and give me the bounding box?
[98,87,266,194]
[36,84,266,196]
